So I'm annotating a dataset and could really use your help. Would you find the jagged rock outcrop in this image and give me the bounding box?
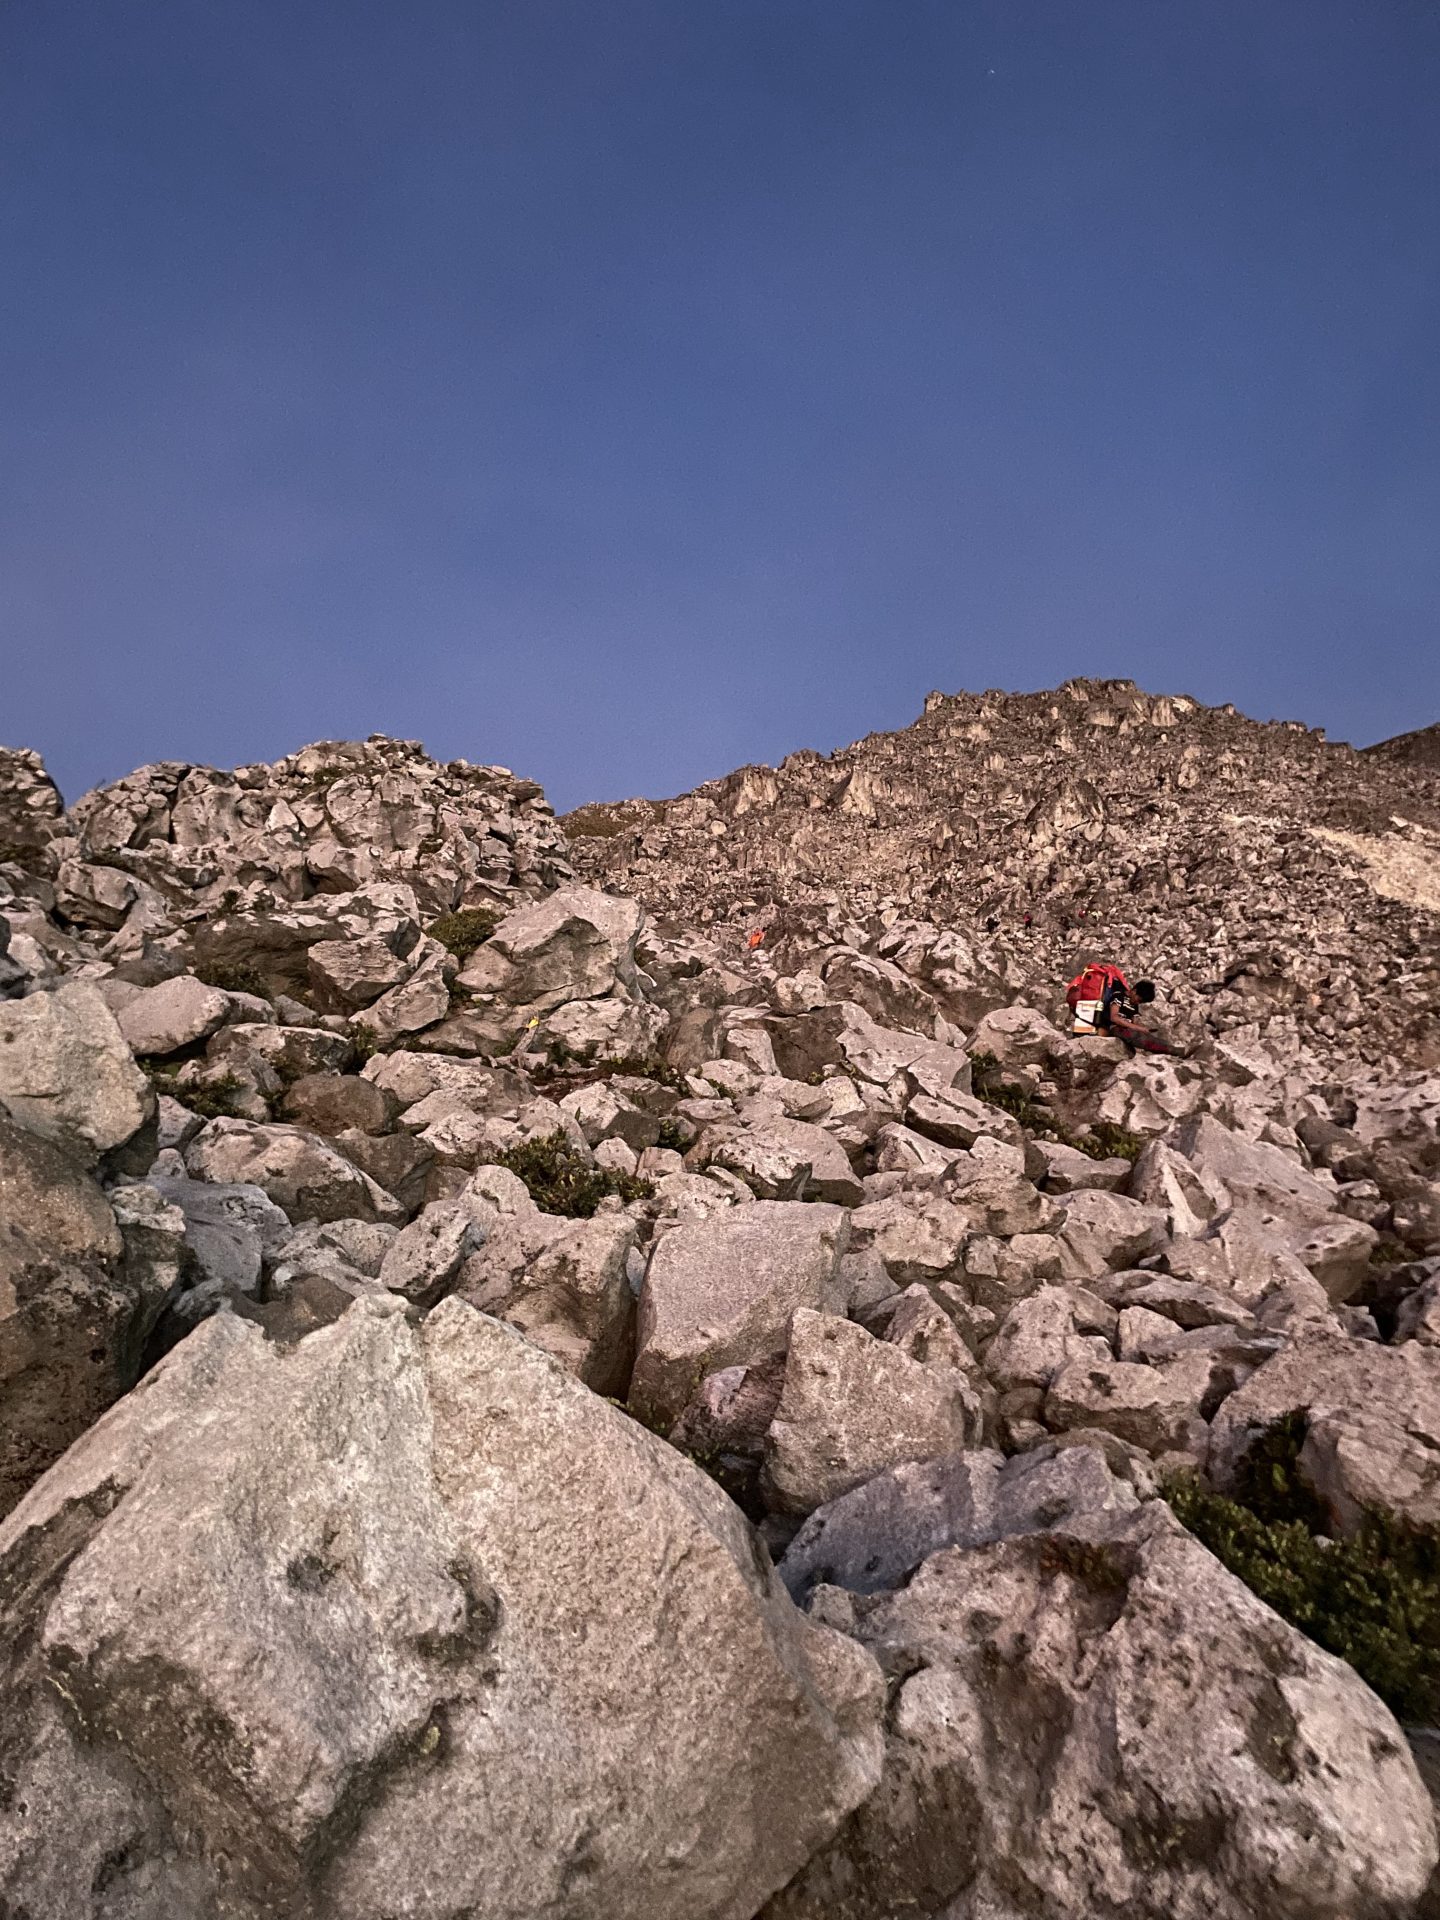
[566,679,1440,1069]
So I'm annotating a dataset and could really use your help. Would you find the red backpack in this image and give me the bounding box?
[1067,963,1130,1030]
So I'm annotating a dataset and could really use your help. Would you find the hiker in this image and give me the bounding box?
[1066,962,1180,1055]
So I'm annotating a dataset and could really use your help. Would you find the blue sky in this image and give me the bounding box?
[3,1,1437,809]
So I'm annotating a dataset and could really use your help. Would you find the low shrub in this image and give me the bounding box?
[350,1023,381,1063]
[428,909,500,962]
[594,1053,688,1092]
[493,1130,653,1218]
[146,1066,249,1121]
[1078,1121,1145,1163]
[193,959,270,1000]
[1166,1415,1440,1724]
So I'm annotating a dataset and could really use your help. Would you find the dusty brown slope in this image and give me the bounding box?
[1368,720,1440,771]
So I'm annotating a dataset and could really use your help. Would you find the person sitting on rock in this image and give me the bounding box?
[1066,961,1179,1054]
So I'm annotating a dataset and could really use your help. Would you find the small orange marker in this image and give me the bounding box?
[747,928,765,951]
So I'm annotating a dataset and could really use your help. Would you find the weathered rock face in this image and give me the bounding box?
[776,1444,1138,1605]
[630,1203,849,1432]
[185,1117,408,1226]
[762,1310,987,1516]
[1209,1331,1440,1535]
[0,746,65,867]
[457,884,643,1009]
[460,1208,639,1396]
[0,980,154,1164]
[0,1111,166,1515]
[768,1500,1438,1920]
[0,1298,884,1920]
[59,734,574,935]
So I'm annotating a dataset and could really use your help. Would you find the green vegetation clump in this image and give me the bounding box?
[146,1066,249,1121]
[428,908,501,961]
[968,1049,1055,1134]
[1370,1237,1415,1268]
[595,1053,687,1092]
[654,1118,690,1154]
[1167,1415,1440,1724]
[968,1051,1145,1163]
[1078,1121,1145,1163]
[193,959,270,1000]
[493,1130,653,1218]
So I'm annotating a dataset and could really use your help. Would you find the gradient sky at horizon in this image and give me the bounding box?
[3,1,1438,811]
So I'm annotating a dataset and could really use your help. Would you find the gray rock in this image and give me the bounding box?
[280,1071,395,1137]
[0,980,154,1164]
[184,1117,406,1225]
[0,1110,169,1514]
[116,974,232,1057]
[461,1211,638,1396]
[356,948,452,1047]
[1282,1213,1379,1303]
[905,1086,1021,1150]
[377,1200,481,1308]
[1209,1330,1440,1534]
[983,1285,1115,1392]
[1112,1272,1258,1329]
[768,1501,1436,1920]
[762,1309,988,1515]
[457,883,643,1009]
[629,1201,849,1431]
[698,1116,864,1206]
[0,1298,883,1920]
[539,992,670,1061]
[1171,1111,1337,1223]
[209,1021,353,1082]
[1128,1135,1230,1236]
[306,933,412,1010]
[1052,1186,1169,1277]
[145,1172,291,1301]
[1396,1272,1440,1347]
[331,1127,435,1214]
[845,1192,970,1287]
[1044,1352,1213,1457]
[1027,1137,1130,1192]
[777,1443,1140,1603]
[944,1138,1057,1236]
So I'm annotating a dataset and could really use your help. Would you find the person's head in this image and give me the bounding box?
[1134,979,1157,1003]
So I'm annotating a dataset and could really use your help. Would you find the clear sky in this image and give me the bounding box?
[3,1,1438,811]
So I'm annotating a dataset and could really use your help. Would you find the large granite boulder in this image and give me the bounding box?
[1209,1330,1440,1535]
[761,1309,987,1516]
[456,884,643,1010]
[185,1118,407,1226]
[0,1297,884,1920]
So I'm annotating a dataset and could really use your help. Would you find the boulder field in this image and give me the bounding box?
[1,694,1438,1916]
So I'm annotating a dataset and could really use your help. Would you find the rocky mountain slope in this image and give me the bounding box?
[1,707,1438,1919]
[567,678,1440,1068]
